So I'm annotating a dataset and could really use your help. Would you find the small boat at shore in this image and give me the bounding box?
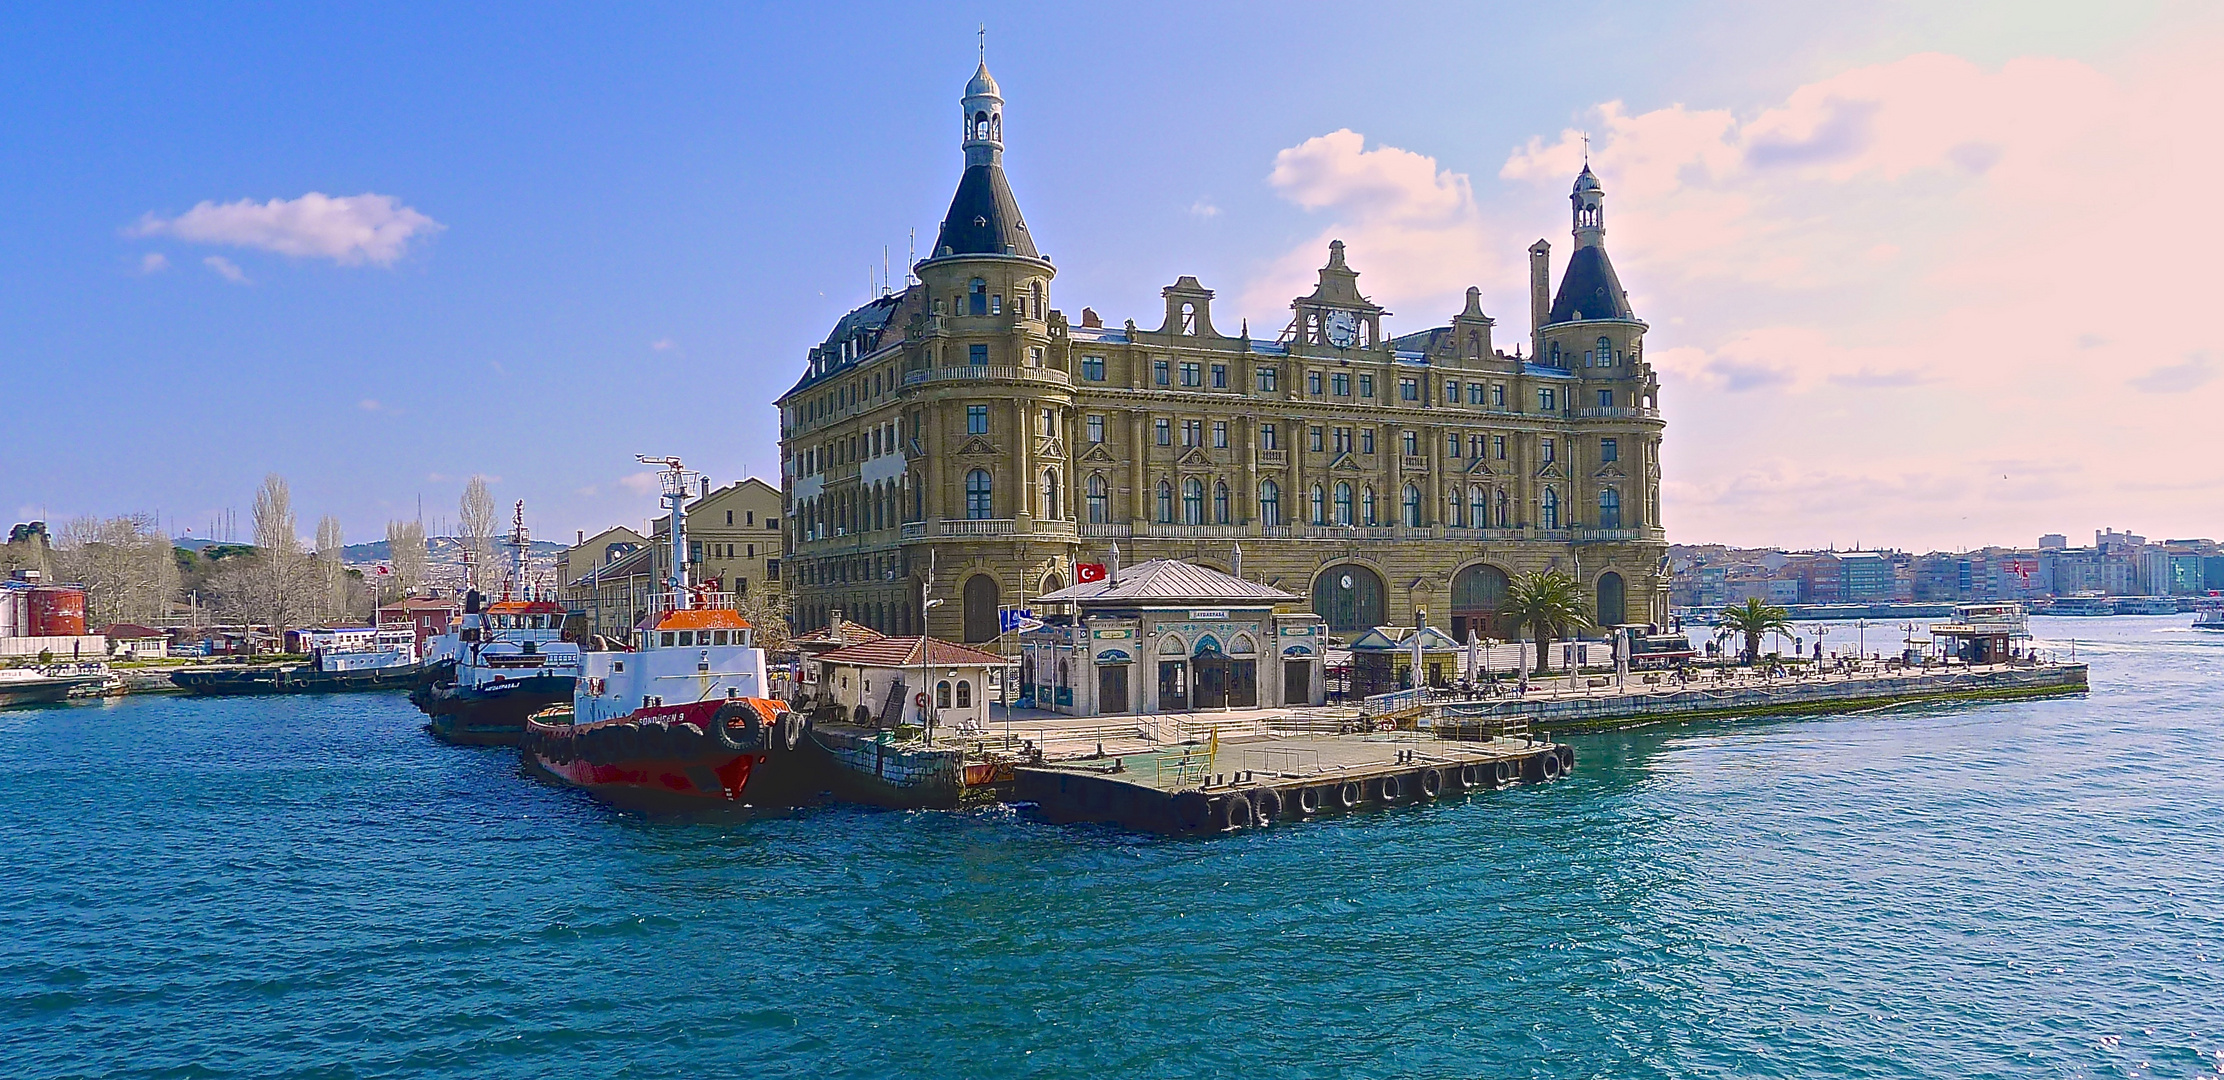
[170,648,423,695]
[0,666,111,708]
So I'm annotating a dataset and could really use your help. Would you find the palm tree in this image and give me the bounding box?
[1497,570,1592,673]
[1718,598,1793,664]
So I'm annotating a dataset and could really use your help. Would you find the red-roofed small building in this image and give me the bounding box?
[812,634,1007,732]
[377,595,459,656]
[96,623,168,659]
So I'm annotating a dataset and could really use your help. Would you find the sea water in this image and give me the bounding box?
[5,615,2220,1078]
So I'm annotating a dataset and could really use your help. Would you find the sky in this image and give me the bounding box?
[3,1,2217,552]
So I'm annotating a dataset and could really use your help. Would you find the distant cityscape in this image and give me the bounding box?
[1671,529,2224,610]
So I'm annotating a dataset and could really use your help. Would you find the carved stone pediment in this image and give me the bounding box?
[1080,443,1118,464]
[1329,452,1362,471]
[1536,461,1567,480]
[1037,436,1065,459]
[958,437,1001,457]
[1465,459,1496,477]
[1593,463,1629,481]
[1176,446,1215,468]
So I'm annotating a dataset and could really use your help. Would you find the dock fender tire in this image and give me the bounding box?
[613,722,643,762]
[1379,773,1404,803]
[1295,786,1322,815]
[779,710,804,752]
[709,703,754,752]
[1252,787,1285,826]
[1540,750,1565,781]
[1458,764,1482,790]
[669,721,706,758]
[1418,769,1443,800]
[1494,760,1518,787]
[1173,791,1211,833]
[1557,746,1576,775]
[639,720,671,761]
[1336,781,1362,810]
[1215,793,1254,832]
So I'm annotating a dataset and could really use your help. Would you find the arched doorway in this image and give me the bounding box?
[1040,572,1063,595]
[1312,564,1386,634]
[1192,634,1229,710]
[1451,563,1512,641]
[1597,571,1627,628]
[963,574,1000,643]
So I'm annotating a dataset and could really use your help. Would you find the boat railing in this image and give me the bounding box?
[644,591,739,613]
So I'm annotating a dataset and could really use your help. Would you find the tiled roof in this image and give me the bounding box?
[1035,559,1298,605]
[814,636,1008,669]
[96,623,165,639]
[792,620,885,647]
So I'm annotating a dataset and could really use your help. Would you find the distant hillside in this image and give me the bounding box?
[341,537,567,562]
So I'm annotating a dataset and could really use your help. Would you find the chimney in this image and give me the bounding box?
[1231,541,1243,581]
[576,529,585,545]
[828,608,844,646]
[700,477,711,499]
[1528,239,1551,356]
[1107,543,1121,586]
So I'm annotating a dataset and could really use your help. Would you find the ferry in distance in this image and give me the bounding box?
[2046,595,2117,617]
[2194,594,2224,632]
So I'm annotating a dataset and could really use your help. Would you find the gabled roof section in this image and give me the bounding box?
[932,163,1039,258]
[815,635,1008,669]
[1547,245,1634,324]
[1036,559,1298,606]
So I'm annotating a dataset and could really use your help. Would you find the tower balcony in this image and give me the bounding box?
[902,364,1071,390]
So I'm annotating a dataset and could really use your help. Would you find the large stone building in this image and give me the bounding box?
[778,59,1667,644]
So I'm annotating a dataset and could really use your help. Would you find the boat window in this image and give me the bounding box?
[613,661,624,673]
[660,632,675,647]
[713,631,729,645]
[678,631,695,646]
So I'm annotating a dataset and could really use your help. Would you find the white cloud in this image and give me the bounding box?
[202,256,249,284]
[2129,354,2217,394]
[1188,199,1221,219]
[617,472,659,494]
[358,399,383,412]
[138,252,169,274]
[130,192,442,266]
[650,338,675,351]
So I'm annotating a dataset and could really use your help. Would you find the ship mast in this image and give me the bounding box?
[638,455,699,610]
[501,500,531,601]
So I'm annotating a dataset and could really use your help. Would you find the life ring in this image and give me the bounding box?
[1336,781,1361,809]
[1494,760,1518,787]
[1418,769,1443,799]
[915,691,929,708]
[1379,773,1404,802]
[1457,764,1481,790]
[1251,787,1285,826]
[1295,787,1322,815]
[1539,751,1564,781]
[1172,791,1211,832]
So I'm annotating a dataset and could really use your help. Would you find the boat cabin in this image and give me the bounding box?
[573,594,768,725]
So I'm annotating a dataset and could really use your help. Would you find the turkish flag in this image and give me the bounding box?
[1076,563,1107,584]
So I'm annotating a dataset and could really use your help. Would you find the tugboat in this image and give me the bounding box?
[415,502,580,745]
[520,456,823,809]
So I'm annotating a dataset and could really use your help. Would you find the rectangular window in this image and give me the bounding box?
[1399,378,1419,401]
[1601,438,1619,462]
[1261,423,1279,450]
[1182,419,1203,447]
[1491,384,1506,407]
[1154,359,1170,386]
[1180,361,1202,387]
[1040,408,1056,436]
[766,559,780,581]
[990,295,1002,315]
[1362,429,1376,455]
[1155,418,1171,445]
[1309,426,1325,452]
[1494,435,1507,459]
[1332,427,1351,453]
[1331,372,1351,396]
[1307,370,1323,395]
[1210,364,1228,389]
[969,343,988,365]
[1087,414,1105,443]
[1212,421,1228,449]
[1445,379,1459,403]
[1358,373,1374,398]
[1597,388,1614,408]
[1541,438,1555,463]
[1468,383,1485,405]
[1539,388,1556,412]
[1256,367,1278,393]
[967,405,988,435]
[1447,433,1461,457]
[1401,430,1418,456]
[1081,355,1106,381]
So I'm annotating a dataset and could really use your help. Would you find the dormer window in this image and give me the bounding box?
[969,279,987,316]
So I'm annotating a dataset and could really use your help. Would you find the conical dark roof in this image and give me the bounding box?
[1547,245,1633,323]
[933,164,1037,259]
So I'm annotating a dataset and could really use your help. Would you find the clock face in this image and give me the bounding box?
[1324,310,1359,347]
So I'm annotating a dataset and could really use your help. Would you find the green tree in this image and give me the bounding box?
[1498,570,1592,673]
[1719,597,1794,664]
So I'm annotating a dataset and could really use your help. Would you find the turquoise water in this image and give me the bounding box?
[5,615,2221,1078]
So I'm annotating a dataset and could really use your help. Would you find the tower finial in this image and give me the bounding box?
[1581,130,1590,167]
[978,23,986,61]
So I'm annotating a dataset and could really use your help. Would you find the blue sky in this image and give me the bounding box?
[4,2,2210,550]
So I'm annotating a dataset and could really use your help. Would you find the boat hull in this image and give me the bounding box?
[520,698,832,810]
[170,663,425,696]
[414,674,573,746]
[0,675,106,708]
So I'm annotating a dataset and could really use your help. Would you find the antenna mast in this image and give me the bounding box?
[636,455,700,609]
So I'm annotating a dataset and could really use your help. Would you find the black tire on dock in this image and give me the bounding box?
[780,710,804,752]
[1336,781,1361,810]
[1379,774,1404,803]
[1216,793,1254,831]
[1297,787,1322,815]
[1418,769,1443,799]
[1539,751,1564,781]
[1173,791,1212,833]
[1458,763,1482,790]
[1494,760,1517,787]
[1557,746,1576,775]
[1252,787,1285,826]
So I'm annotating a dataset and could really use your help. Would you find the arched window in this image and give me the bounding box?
[969,278,988,316]
[965,469,993,519]
[1596,336,1613,366]
[1598,487,1622,529]
[1086,474,1108,524]
[1260,480,1282,526]
[1402,484,1422,527]
[1182,478,1205,525]
[972,111,990,139]
[1542,488,1560,530]
[1180,302,1197,334]
[1362,487,1378,527]
[962,574,999,642]
[956,680,973,708]
[1597,571,1627,628]
[1310,485,1326,525]
[1040,469,1060,520]
[1156,481,1174,523]
[1213,481,1230,524]
[1334,482,1354,526]
[937,680,953,708]
[1470,486,1488,528]
[1032,281,1044,317]
[1312,564,1387,633]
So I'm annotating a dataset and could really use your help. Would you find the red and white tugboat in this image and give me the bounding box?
[520,456,823,809]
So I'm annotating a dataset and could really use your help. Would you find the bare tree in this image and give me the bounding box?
[226,473,319,636]
[458,476,497,592]
[736,588,793,652]
[384,519,428,599]
[315,514,349,622]
[52,514,180,627]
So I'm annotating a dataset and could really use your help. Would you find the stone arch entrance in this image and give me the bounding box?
[1451,563,1512,641]
[962,573,1000,643]
[1597,571,1627,628]
[1312,564,1386,634]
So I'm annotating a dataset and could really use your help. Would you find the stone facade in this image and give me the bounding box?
[777,59,1668,645]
